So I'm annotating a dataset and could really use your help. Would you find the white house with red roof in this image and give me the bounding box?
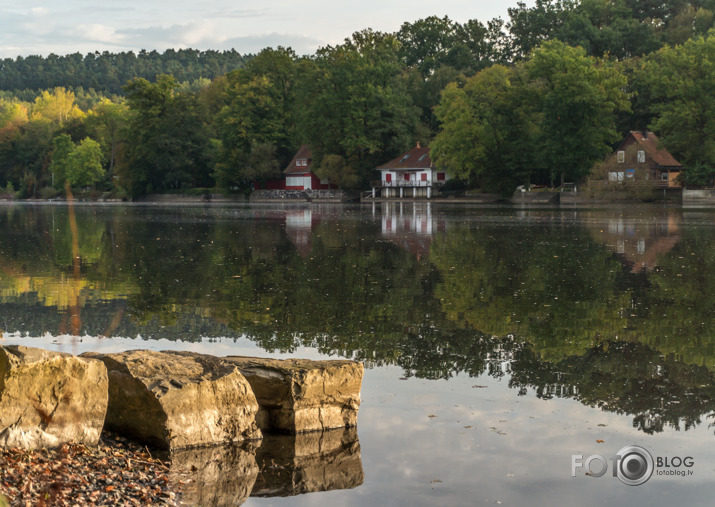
[283,145,333,190]
[372,143,450,198]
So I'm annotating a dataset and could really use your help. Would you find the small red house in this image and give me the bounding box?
[608,131,683,188]
[283,146,333,190]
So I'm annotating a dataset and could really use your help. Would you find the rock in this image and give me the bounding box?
[170,442,259,506]
[0,345,108,450]
[222,356,363,434]
[251,427,363,497]
[81,350,261,450]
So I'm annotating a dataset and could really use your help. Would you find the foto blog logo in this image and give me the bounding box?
[571,445,655,486]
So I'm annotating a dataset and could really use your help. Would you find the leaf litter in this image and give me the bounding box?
[0,432,180,506]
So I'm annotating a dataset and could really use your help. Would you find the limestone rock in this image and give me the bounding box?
[222,356,363,434]
[252,427,363,497]
[0,345,108,450]
[81,350,261,450]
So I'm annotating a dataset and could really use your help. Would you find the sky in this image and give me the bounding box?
[0,1,532,59]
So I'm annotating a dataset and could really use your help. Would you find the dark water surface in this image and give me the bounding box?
[1,202,714,505]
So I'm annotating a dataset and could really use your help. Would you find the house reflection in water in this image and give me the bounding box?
[376,202,446,260]
[285,208,320,257]
[595,211,681,273]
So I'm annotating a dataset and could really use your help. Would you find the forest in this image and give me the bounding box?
[0,0,714,198]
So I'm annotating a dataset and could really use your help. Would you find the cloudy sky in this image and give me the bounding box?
[0,1,532,58]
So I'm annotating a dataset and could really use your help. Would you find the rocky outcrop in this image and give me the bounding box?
[81,350,261,450]
[166,352,362,433]
[222,356,363,434]
[252,427,363,497]
[0,345,108,450]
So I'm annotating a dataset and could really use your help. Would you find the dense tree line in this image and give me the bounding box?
[0,0,714,197]
[0,49,250,96]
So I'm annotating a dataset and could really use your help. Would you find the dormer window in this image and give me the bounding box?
[617,151,625,163]
[296,158,308,167]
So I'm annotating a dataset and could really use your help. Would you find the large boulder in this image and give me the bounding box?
[0,345,108,450]
[220,355,363,434]
[251,427,363,498]
[81,350,261,450]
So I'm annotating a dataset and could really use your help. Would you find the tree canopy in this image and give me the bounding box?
[0,2,714,196]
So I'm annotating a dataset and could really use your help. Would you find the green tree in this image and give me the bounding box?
[214,48,297,189]
[295,30,419,189]
[85,99,128,179]
[67,137,105,187]
[507,0,572,59]
[641,34,715,171]
[49,134,75,188]
[122,75,213,194]
[525,40,629,184]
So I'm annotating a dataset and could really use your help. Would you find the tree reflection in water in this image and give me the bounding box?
[1,204,715,435]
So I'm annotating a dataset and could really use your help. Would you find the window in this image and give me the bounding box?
[418,153,428,162]
[637,151,645,163]
[400,154,411,163]
[608,171,624,182]
[661,172,668,181]
[617,151,625,163]
[437,172,446,181]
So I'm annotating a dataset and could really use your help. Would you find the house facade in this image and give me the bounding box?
[283,145,333,190]
[372,143,450,198]
[608,131,683,188]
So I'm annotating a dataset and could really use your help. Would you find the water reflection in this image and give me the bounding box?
[1,204,715,436]
[589,209,682,272]
[171,428,362,505]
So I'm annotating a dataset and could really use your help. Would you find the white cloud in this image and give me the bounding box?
[76,24,122,44]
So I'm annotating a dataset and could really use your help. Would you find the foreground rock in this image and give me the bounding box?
[0,345,108,450]
[82,350,261,450]
[170,353,363,433]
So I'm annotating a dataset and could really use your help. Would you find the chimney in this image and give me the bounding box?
[416,141,420,149]
[642,130,648,139]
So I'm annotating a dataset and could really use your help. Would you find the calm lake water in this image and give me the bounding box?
[1,201,714,506]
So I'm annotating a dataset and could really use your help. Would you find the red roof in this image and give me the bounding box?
[622,131,682,168]
[284,145,313,175]
[377,144,433,170]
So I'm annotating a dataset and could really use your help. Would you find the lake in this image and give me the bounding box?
[1,201,714,506]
